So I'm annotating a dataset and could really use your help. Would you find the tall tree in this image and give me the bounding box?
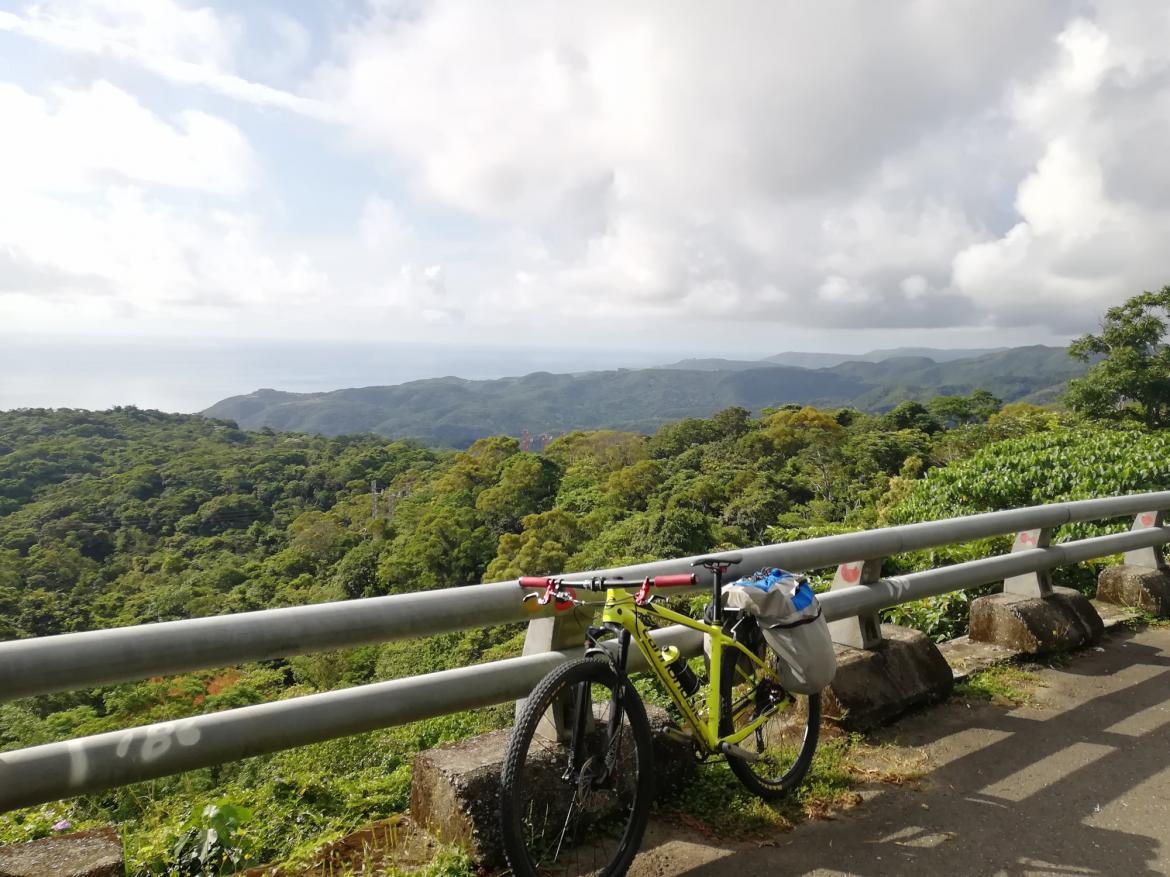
[1065,286,1170,428]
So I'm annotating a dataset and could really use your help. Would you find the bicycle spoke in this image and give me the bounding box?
[552,796,579,864]
[501,661,651,877]
[719,631,820,800]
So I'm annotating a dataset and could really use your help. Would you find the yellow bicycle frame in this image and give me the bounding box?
[599,587,788,756]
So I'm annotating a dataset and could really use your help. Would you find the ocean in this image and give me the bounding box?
[0,335,689,413]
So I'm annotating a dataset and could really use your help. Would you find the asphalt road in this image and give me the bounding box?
[629,625,1170,877]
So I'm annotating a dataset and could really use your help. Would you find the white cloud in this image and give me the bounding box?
[950,11,1170,330]
[24,0,240,67]
[359,195,413,252]
[248,11,312,82]
[0,2,333,119]
[0,186,329,321]
[0,80,256,195]
[0,5,348,337]
[314,1,1085,329]
[0,72,303,329]
[7,1,1170,344]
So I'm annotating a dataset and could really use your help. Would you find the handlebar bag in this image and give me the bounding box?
[720,568,837,695]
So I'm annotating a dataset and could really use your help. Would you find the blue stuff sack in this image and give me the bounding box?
[720,568,837,694]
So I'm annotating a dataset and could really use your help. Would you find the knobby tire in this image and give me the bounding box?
[500,657,653,877]
[718,630,820,800]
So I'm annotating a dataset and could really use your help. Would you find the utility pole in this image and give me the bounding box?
[371,480,379,517]
[385,490,404,519]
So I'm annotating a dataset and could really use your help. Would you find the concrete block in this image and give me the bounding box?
[1097,565,1170,617]
[937,635,1016,680]
[0,827,124,877]
[643,704,698,800]
[823,624,953,731]
[969,587,1103,655]
[409,705,693,867]
[410,729,509,866]
[1092,598,1143,629]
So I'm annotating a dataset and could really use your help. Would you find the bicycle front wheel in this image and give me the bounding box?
[500,657,653,877]
[719,637,820,800]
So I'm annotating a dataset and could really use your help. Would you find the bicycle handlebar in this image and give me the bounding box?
[651,574,697,587]
[518,573,697,592]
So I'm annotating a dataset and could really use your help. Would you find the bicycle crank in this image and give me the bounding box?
[719,741,765,763]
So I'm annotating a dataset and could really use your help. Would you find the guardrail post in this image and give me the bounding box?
[1097,511,1170,617]
[971,526,1104,654]
[517,604,596,740]
[1124,511,1167,570]
[822,556,955,729]
[1003,528,1055,597]
[827,559,884,649]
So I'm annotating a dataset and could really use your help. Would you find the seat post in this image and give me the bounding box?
[711,564,725,625]
[692,556,741,624]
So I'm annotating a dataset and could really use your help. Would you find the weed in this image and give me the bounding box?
[655,733,924,839]
[954,664,1040,705]
[1122,609,1170,629]
[387,846,475,877]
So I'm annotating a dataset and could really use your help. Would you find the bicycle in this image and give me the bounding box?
[498,557,822,877]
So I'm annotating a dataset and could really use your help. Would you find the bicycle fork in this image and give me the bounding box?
[565,629,632,785]
[552,632,634,860]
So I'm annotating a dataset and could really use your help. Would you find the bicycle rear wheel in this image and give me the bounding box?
[500,657,653,877]
[719,622,820,801]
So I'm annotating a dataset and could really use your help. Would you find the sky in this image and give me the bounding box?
[3,1,1170,410]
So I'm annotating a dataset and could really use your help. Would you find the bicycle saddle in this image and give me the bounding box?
[691,555,743,569]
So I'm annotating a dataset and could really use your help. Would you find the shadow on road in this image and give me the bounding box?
[653,627,1170,876]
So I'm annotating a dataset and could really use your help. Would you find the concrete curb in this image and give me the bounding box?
[968,587,1104,655]
[1097,565,1170,616]
[823,625,953,731]
[0,827,123,877]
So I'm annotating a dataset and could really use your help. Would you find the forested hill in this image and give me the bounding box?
[203,345,1086,446]
[4,397,1167,872]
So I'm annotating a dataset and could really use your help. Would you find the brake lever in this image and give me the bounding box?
[523,586,582,607]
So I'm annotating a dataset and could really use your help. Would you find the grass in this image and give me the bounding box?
[656,733,925,839]
[953,664,1041,706]
[244,818,475,877]
[312,845,474,877]
[1123,608,1170,630]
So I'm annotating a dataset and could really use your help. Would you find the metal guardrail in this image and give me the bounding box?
[0,492,1168,812]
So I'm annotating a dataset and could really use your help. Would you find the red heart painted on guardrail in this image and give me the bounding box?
[554,587,578,612]
[1139,513,1156,527]
[838,564,861,584]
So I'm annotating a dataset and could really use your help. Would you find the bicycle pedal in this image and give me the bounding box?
[719,742,764,763]
[661,726,694,746]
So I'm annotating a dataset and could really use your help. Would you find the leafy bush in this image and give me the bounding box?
[887,429,1170,527]
[168,803,258,876]
[880,428,1170,636]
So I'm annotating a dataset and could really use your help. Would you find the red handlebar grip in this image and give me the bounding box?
[653,574,696,587]
[519,576,554,588]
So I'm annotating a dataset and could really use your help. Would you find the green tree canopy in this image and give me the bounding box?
[881,401,942,434]
[928,389,1002,427]
[483,509,588,581]
[1065,285,1170,428]
[474,453,560,534]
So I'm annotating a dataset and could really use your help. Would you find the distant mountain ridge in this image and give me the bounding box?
[202,345,1086,447]
[662,346,1007,371]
